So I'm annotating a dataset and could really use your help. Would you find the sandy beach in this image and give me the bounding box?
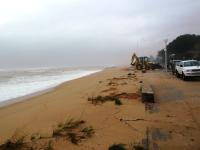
[0,0,199,149]
[0,66,200,150]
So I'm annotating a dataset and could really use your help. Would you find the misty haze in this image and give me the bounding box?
[0,0,199,68]
[0,1,200,150]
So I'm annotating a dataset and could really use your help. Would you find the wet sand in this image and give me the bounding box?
[0,67,199,150]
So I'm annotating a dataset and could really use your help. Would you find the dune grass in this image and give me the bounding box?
[108,143,147,150]
[0,136,26,150]
[108,144,126,150]
[0,118,94,149]
[132,144,147,150]
[114,99,122,105]
[53,119,85,137]
[88,95,122,105]
[53,119,94,144]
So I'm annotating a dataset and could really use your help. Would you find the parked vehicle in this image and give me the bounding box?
[175,60,200,80]
[170,60,182,75]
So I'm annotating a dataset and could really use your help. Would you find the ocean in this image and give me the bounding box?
[0,67,102,104]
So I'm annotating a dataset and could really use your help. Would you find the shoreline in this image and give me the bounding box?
[0,66,129,145]
[0,69,103,109]
[0,66,200,149]
[0,87,55,109]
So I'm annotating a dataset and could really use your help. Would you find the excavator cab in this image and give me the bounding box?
[131,54,151,70]
[139,57,151,70]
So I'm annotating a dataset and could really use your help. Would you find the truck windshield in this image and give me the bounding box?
[174,61,181,65]
[184,61,199,67]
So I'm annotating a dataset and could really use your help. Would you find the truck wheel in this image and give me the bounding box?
[136,65,142,70]
[176,70,180,78]
[182,72,187,81]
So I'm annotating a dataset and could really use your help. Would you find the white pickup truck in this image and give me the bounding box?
[175,60,200,80]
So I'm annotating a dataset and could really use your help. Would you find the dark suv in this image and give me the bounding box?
[170,60,182,75]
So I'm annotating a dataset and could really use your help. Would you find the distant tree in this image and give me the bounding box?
[156,49,165,65]
[166,34,200,60]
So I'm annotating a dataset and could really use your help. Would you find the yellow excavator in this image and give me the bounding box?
[131,53,153,70]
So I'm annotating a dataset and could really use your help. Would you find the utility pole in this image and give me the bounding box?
[164,39,168,72]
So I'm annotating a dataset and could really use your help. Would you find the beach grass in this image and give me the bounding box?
[53,119,94,144]
[108,143,126,150]
[114,98,122,105]
[88,95,122,105]
[81,126,95,137]
[132,144,147,150]
[0,136,26,150]
[0,118,94,149]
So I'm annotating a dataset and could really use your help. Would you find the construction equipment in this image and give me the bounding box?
[131,53,151,70]
[131,53,142,70]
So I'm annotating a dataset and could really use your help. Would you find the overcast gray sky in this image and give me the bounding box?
[0,0,200,68]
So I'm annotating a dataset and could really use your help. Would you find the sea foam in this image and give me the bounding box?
[0,68,101,103]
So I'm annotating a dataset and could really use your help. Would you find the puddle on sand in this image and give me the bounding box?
[142,128,172,150]
[151,128,171,141]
